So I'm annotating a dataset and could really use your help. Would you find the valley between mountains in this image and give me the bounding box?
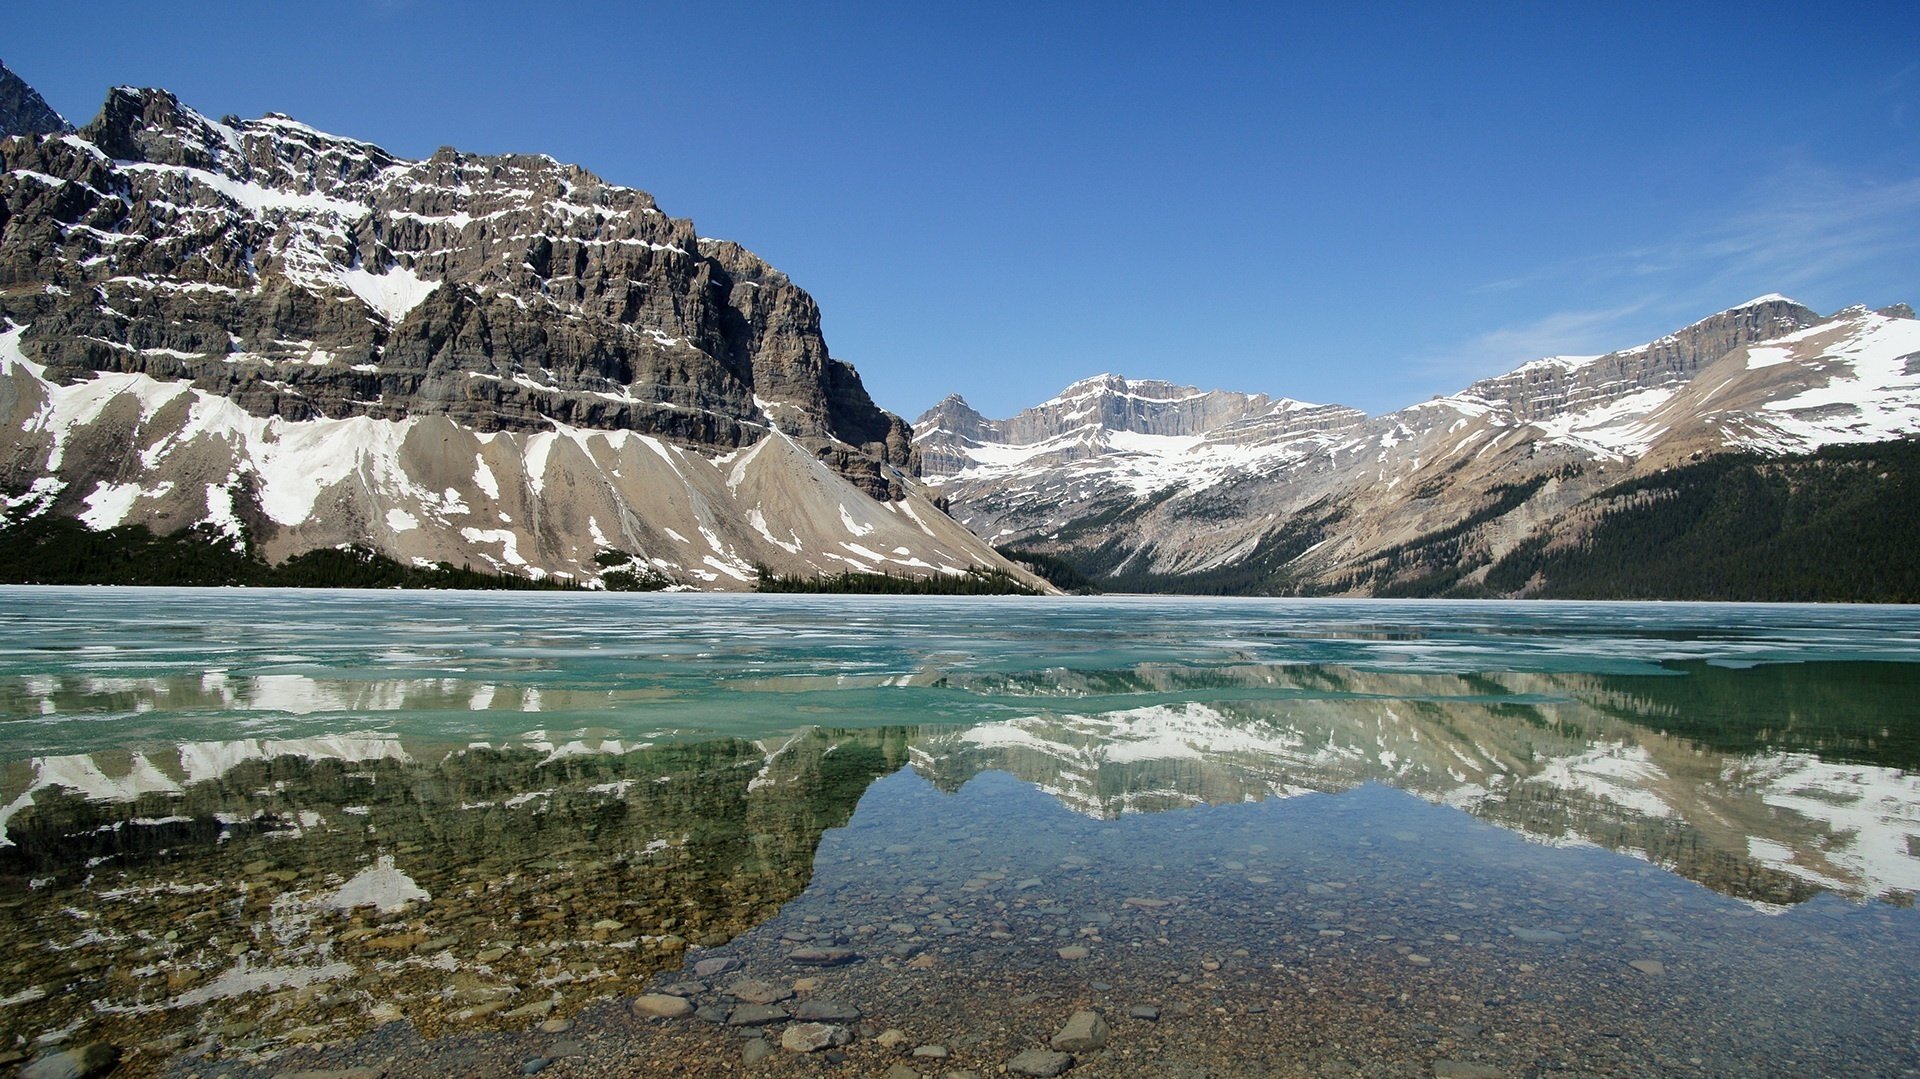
[3,63,1916,599]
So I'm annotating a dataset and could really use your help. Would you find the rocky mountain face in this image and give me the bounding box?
[0,62,67,138]
[923,296,1920,595]
[0,74,1040,589]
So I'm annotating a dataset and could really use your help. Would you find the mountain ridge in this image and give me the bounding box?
[0,73,1047,591]
[925,296,1920,597]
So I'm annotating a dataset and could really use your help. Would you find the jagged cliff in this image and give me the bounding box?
[0,61,67,139]
[0,69,1043,589]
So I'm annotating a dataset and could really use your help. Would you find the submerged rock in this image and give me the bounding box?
[21,1043,120,1079]
[787,946,860,966]
[630,993,694,1019]
[1050,1010,1109,1052]
[1008,1049,1075,1077]
[780,1022,851,1053]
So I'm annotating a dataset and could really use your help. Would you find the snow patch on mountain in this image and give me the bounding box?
[338,264,440,323]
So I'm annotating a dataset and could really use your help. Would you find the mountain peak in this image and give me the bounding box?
[0,79,1043,590]
[0,60,70,138]
[1731,293,1801,310]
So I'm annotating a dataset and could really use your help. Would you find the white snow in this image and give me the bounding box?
[1735,753,1920,898]
[120,162,369,219]
[78,481,150,529]
[1533,742,1675,820]
[1533,385,1678,459]
[338,264,439,323]
[1755,313,1920,445]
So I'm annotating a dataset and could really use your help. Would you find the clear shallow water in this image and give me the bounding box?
[0,587,1916,1076]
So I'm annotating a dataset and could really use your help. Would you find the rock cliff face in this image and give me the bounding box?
[0,62,67,138]
[0,73,1038,589]
[924,297,1919,594]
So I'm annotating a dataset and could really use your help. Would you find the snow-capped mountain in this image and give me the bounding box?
[0,66,1041,589]
[922,296,1920,595]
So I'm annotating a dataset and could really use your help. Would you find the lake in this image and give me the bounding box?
[1,588,1917,1077]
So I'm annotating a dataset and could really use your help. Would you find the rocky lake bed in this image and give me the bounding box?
[1,591,1916,1076]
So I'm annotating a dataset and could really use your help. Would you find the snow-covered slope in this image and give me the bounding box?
[0,74,1040,589]
[925,297,1918,591]
[915,375,1365,545]
[0,327,1020,587]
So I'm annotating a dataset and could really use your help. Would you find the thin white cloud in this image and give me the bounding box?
[1417,299,1656,385]
[1678,169,1920,292]
[1434,161,1920,394]
[1475,163,1920,305]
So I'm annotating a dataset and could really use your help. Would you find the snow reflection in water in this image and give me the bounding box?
[0,589,1915,1073]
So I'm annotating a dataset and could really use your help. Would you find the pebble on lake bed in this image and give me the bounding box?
[20,1043,120,1079]
[1008,1048,1076,1077]
[780,1022,852,1053]
[629,994,693,1019]
[786,946,860,966]
[1051,1010,1109,1052]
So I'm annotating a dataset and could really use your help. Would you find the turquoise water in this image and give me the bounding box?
[7,587,1920,752]
[1,587,1917,1075]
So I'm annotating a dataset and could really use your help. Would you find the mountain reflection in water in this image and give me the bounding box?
[0,654,1916,1066]
[1,593,1917,1073]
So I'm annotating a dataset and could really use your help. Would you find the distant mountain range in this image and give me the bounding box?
[0,63,1043,591]
[919,297,1920,599]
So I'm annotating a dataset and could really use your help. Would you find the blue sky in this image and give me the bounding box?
[7,2,1917,419]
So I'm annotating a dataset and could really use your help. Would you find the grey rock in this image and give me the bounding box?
[631,993,694,1019]
[1508,926,1566,944]
[1050,1010,1109,1052]
[0,62,68,138]
[786,946,860,966]
[912,1044,950,1059]
[1007,1049,1076,1077]
[741,1038,774,1064]
[1128,1004,1160,1021]
[793,998,862,1022]
[1432,1063,1506,1079]
[23,1043,122,1079]
[779,1022,852,1053]
[694,956,743,978]
[0,82,1053,595]
[519,1059,550,1076]
[725,978,794,1004]
[728,1003,791,1027]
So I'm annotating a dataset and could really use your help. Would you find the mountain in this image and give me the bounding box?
[921,297,1920,598]
[0,61,68,138]
[0,74,1044,591]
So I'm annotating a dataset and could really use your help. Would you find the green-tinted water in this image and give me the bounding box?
[0,588,1915,1075]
